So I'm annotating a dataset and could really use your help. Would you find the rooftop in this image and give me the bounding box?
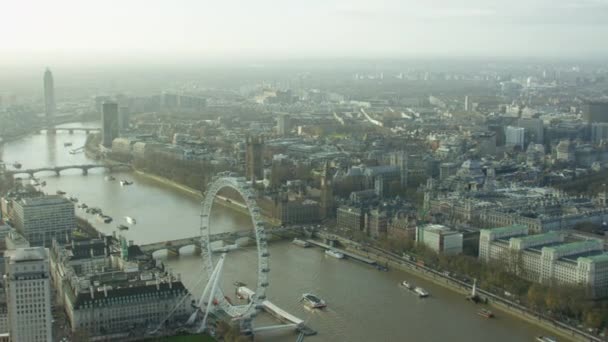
[579,253,608,264]
[543,240,602,256]
[483,224,528,235]
[18,195,72,207]
[512,231,562,245]
[9,247,47,262]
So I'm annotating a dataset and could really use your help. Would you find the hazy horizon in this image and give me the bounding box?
[3,0,608,66]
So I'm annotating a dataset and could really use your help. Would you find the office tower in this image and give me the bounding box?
[464,96,470,112]
[517,118,544,144]
[5,247,53,342]
[43,68,55,122]
[277,114,291,136]
[102,102,119,147]
[583,101,608,123]
[118,106,130,132]
[11,195,74,247]
[389,151,408,188]
[319,161,334,220]
[591,123,608,144]
[505,126,525,148]
[245,136,264,183]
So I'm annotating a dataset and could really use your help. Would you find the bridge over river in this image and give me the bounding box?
[4,163,131,177]
[139,226,306,257]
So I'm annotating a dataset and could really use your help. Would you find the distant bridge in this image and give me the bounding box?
[6,163,131,177]
[139,226,304,257]
[41,127,101,134]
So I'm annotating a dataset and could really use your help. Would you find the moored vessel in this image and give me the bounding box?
[477,308,494,318]
[400,280,413,290]
[292,238,310,247]
[414,287,429,298]
[125,216,137,225]
[536,337,558,342]
[325,249,345,259]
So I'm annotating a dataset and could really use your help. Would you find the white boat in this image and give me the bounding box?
[325,249,344,259]
[400,280,413,290]
[301,293,326,309]
[292,238,310,248]
[414,287,429,298]
[125,216,136,225]
[536,337,558,342]
[120,180,133,186]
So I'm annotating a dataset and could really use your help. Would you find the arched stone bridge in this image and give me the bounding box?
[42,127,101,134]
[6,163,131,177]
[139,226,304,257]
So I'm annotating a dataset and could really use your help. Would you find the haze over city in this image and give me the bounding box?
[3,0,608,66]
[1,1,608,342]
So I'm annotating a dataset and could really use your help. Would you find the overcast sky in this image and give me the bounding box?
[3,0,608,65]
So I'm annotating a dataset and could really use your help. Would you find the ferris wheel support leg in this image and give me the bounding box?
[186,258,222,325]
[199,253,226,333]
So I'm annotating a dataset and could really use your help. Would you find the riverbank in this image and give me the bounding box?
[133,169,280,226]
[133,169,204,200]
[324,235,598,342]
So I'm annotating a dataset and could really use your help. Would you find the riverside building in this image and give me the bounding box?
[11,195,74,247]
[50,238,193,339]
[5,247,53,342]
[479,225,608,298]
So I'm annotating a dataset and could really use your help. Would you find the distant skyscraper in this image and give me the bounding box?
[517,118,544,144]
[245,136,264,183]
[583,101,608,123]
[102,102,119,147]
[464,96,470,112]
[591,123,608,144]
[5,247,53,342]
[43,68,55,122]
[505,126,525,149]
[277,114,291,136]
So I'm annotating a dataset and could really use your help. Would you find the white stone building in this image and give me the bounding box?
[5,247,53,342]
[479,225,608,298]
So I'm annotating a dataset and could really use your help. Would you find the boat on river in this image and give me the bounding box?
[117,224,129,231]
[125,216,136,225]
[56,190,66,195]
[477,308,494,318]
[325,249,344,259]
[400,280,413,290]
[120,180,133,186]
[301,293,326,309]
[414,287,429,298]
[536,336,558,342]
[64,142,73,147]
[292,238,310,247]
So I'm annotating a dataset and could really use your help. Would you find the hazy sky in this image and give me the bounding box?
[3,0,608,65]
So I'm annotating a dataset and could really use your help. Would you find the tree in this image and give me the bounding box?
[527,284,546,310]
[584,309,603,330]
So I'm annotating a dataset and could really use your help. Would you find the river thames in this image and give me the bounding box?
[0,123,562,341]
